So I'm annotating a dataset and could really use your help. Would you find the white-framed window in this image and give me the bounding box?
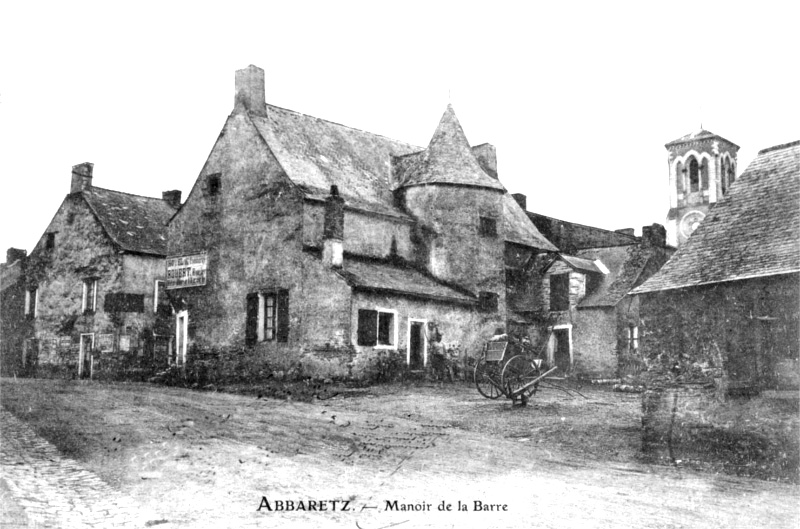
[357,308,398,348]
[627,325,639,353]
[24,287,38,318]
[246,289,289,345]
[82,278,98,314]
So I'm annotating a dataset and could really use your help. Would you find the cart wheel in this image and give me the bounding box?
[501,355,541,399]
[474,358,503,399]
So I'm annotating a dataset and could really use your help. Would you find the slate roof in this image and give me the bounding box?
[665,129,740,149]
[250,105,418,218]
[633,140,800,294]
[0,260,22,293]
[337,257,476,304]
[578,246,653,308]
[82,187,177,256]
[391,105,505,191]
[503,194,558,251]
[543,254,605,274]
[248,102,554,249]
[526,212,639,251]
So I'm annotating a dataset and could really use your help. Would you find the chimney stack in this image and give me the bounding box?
[70,162,93,194]
[471,143,498,179]
[5,248,27,265]
[511,193,527,211]
[323,185,345,268]
[641,224,666,248]
[162,190,182,209]
[234,65,266,116]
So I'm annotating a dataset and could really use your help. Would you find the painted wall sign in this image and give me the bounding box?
[166,253,207,289]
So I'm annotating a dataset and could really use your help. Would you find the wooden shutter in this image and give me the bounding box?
[357,309,378,346]
[245,293,259,346]
[276,289,290,343]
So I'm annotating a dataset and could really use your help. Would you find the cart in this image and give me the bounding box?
[473,339,558,405]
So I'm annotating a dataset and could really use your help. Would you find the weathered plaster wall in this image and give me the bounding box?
[573,308,617,378]
[302,203,414,260]
[400,186,506,308]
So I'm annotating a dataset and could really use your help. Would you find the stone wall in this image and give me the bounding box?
[24,196,164,375]
[572,308,617,378]
[639,274,799,479]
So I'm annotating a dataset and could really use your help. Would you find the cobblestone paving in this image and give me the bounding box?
[0,410,149,528]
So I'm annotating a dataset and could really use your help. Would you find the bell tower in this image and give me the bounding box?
[665,130,739,246]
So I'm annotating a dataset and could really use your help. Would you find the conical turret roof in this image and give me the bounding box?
[394,105,505,191]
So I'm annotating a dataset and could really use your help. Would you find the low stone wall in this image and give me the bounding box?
[642,384,799,481]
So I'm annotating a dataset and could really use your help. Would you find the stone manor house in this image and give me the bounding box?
[5,64,773,382]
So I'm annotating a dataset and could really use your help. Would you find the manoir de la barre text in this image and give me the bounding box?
[257,497,508,512]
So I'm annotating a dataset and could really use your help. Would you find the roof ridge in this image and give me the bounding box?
[527,211,640,241]
[758,140,800,155]
[264,103,422,151]
[87,186,176,206]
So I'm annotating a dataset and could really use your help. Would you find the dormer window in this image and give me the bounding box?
[207,173,221,196]
[479,217,497,237]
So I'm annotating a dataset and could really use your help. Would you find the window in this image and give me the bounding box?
[45,233,56,250]
[207,173,221,196]
[245,289,289,345]
[627,325,639,353]
[688,157,699,192]
[25,288,38,318]
[700,159,709,190]
[82,279,98,314]
[479,217,497,237]
[479,291,498,312]
[357,308,397,347]
[549,273,570,312]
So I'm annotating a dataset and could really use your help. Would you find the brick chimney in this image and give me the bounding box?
[641,224,667,248]
[234,65,266,116]
[162,190,182,208]
[70,163,93,194]
[471,143,498,179]
[5,248,26,264]
[323,185,345,268]
[511,193,527,211]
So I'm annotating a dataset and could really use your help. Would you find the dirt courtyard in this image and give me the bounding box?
[1,377,798,528]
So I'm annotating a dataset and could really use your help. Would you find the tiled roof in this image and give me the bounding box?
[633,140,800,294]
[578,246,653,308]
[526,212,639,251]
[502,194,558,251]
[82,187,177,256]
[337,257,476,304]
[392,105,505,191]
[250,105,418,218]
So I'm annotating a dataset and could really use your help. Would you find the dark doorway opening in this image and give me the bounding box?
[554,328,571,374]
[409,321,425,370]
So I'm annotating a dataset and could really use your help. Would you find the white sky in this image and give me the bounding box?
[1,1,798,260]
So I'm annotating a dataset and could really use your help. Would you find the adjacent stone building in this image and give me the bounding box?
[507,204,673,378]
[165,65,556,378]
[19,163,180,378]
[632,140,799,474]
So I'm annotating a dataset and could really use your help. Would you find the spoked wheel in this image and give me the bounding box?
[474,358,503,399]
[501,355,542,401]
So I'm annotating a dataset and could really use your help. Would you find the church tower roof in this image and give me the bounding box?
[394,105,505,191]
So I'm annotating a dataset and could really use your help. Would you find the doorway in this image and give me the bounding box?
[175,311,188,366]
[408,320,427,370]
[553,328,571,374]
[78,333,94,379]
